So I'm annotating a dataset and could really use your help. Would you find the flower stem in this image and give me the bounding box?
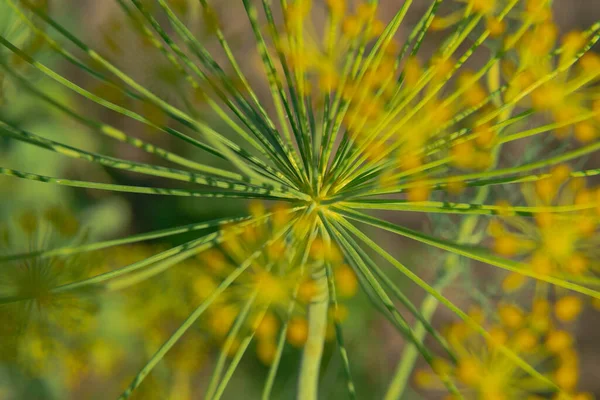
[383,268,457,400]
[298,270,329,400]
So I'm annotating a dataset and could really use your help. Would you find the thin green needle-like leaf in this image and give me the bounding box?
[118,215,298,399]
[385,177,495,400]
[0,211,294,304]
[423,107,530,157]
[323,0,416,185]
[0,120,296,197]
[324,261,356,400]
[205,289,260,400]
[475,22,600,127]
[0,215,252,263]
[384,269,459,400]
[341,233,456,361]
[242,0,309,187]
[456,167,600,190]
[197,0,281,139]
[131,0,301,185]
[334,207,600,300]
[341,199,598,217]
[332,213,561,393]
[122,0,274,160]
[1,2,293,187]
[332,139,600,201]
[261,219,321,400]
[0,167,290,200]
[498,109,600,144]
[213,335,254,400]
[261,302,293,400]
[205,222,310,400]
[318,219,356,399]
[0,59,251,181]
[0,233,214,304]
[397,0,442,69]
[12,4,301,193]
[0,36,212,155]
[260,0,312,172]
[106,233,222,291]
[118,260,253,400]
[327,213,459,363]
[324,218,461,397]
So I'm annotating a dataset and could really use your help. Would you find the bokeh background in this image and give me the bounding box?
[1,0,599,399]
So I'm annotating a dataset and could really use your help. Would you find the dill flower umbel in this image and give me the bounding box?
[0,208,101,390]
[415,302,591,399]
[0,0,599,398]
[196,202,357,366]
[489,167,600,305]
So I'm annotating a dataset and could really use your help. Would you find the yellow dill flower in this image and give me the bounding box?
[268,0,585,204]
[0,208,104,392]
[190,202,357,364]
[489,169,599,300]
[287,316,310,347]
[416,302,589,399]
[0,208,97,329]
[277,0,392,96]
[496,15,600,141]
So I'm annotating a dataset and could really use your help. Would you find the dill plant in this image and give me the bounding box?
[0,0,599,398]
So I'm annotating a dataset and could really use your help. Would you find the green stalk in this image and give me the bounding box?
[297,270,329,400]
[384,284,448,400]
[383,223,475,400]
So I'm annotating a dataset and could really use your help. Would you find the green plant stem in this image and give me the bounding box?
[383,269,457,400]
[298,271,329,400]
